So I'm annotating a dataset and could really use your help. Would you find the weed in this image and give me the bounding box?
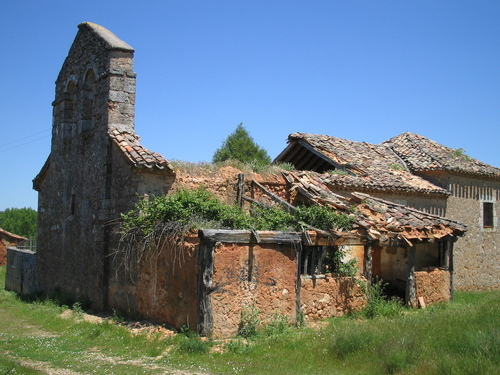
[262,312,289,336]
[72,302,84,316]
[238,304,261,338]
[389,163,405,171]
[178,336,210,354]
[450,147,472,161]
[112,309,124,323]
[225,339,252,354]
[362,278,404,319]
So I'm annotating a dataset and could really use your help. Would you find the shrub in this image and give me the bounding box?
[295,205,353,231]
[262,312,289,336]
[363,278,404,319]
[238,304,261,338]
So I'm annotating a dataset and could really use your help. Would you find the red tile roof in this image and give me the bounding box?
[383,132,500,179]
[284,171,466,241]
[108,126,174,173]
[283,133,448,196]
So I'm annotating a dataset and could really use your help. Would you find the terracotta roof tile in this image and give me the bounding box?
[287,133,448,195]
[383,132,500,179]
[108,126,174,173]
[284,171,466,240]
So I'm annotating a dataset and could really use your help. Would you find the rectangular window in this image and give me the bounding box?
[483,202,494,228]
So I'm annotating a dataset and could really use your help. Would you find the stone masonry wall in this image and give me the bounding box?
[134,235,200,329]
[36,24,139,309]
[415,269,451,305]
[300,275,366,320]
[210,242,297,338]
[445,175,500,290]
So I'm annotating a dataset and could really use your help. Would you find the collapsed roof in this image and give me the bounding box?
[275,133,449,196]
[281,170,466,245]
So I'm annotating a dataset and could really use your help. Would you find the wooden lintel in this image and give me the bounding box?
[198,229,301,244]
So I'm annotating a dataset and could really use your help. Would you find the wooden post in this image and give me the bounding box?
[363,245,372,285]
[237,173,245,207]
[448,240,454,301]
[405,245,417,307]
[198,240,214,336]
[295,242,303,325]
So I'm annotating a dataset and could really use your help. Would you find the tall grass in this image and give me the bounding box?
[1,265,499,374]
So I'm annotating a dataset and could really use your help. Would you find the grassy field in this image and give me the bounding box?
[1,265,498,374]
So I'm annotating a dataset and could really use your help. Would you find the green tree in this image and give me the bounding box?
[212,123,271,166]
[0,207,37,238]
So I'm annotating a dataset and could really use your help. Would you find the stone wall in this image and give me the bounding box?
[415,268,451,305]
[210,241,297,338]
[5,248,37,295]
[445,175,500,290]
[300,275,366,319]
[35,23,175,310]
[134,235,200,329]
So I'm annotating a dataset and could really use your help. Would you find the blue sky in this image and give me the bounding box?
[1,1,499,211]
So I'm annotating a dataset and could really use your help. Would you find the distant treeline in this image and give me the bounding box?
[0,207,37,238]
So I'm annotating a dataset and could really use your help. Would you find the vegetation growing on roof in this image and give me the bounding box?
[120,187,354,240]
[450,147,472,162]
[170,159,295,176]
[389,163,406,171]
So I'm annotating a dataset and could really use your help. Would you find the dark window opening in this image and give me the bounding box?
[301,246,326,276]
[483,202,494,228]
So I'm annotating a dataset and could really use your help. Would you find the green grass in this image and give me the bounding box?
[1,265,499,374]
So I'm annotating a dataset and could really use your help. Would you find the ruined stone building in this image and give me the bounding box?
[276,133,500,290]
[32,22,175,310]
[4,22,494,337]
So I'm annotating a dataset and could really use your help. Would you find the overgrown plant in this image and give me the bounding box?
[238,304,261,338]
[450,147,471,161]
[120,188,354,242]
[362,278,404,319]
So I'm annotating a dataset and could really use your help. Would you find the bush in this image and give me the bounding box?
[362,278,404,319]
[238,304,261,338]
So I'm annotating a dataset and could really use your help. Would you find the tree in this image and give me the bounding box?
[212,123,271,166]
[0,207,37,238]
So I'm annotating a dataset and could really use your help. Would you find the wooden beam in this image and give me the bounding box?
[364,245,372,285]
[198,229,302,244]
[405,245,417,307]
[448,240,454,301]
[252,179,297,212]
[237,173,245,207]
[198,240,214,336]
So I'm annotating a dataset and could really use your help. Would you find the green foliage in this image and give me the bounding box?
[120,188,249,236]
[450,147,472,161]
[389,163,405,171]
[262,312,290,336]
[295,205,353,231]
[250,205,296,231]
[177,335,210,355]
[238,304,261,338]
[121,188,354,240]
[362,278,405,319]
[212,123,271,167]
[324,248,358,277]
[0,207,37,238]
